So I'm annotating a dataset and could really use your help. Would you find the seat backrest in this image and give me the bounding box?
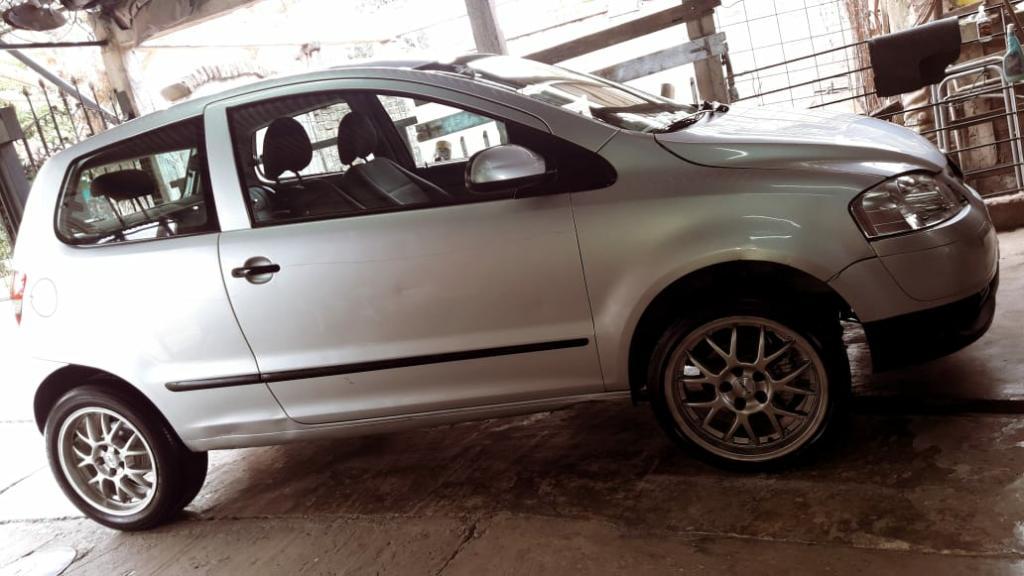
[91,169,156,203]
[262,117,314,181]
[337,112,450,206]
[260,117,360,218]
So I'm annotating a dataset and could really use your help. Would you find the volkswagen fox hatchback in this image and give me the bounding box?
[11,55,998,530]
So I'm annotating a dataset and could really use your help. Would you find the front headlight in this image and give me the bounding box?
[851,172,967,239]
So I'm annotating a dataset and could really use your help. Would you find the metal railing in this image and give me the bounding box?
[930,56,1024,197]
[15,78,127,180]
[727,8,1024,200]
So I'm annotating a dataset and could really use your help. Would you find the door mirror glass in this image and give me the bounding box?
[466,144,548,194]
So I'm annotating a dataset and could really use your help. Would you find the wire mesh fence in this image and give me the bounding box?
[717,0,1024,200]
[716,0,860,108]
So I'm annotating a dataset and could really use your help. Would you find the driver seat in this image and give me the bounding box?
[338,112,450,206]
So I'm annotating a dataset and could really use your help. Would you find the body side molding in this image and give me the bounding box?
[166,338,591,392]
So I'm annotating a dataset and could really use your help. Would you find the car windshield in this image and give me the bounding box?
[451,55,697,133]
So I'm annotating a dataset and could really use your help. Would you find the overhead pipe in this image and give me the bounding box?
[3,43,119,125]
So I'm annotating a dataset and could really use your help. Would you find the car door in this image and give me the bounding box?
[204,78,606,425]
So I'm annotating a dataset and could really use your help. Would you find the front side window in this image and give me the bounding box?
[57,119,216,245]
[228,87,616,229]
[379,95,508,168]
[230,90,524,228]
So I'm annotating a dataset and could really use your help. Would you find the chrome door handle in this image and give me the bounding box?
[232,257,279,284]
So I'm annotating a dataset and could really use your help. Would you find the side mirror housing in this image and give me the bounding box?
[466,144,550,194]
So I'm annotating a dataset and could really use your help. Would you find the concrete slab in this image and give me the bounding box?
[443,514,1024,576]
[174,408,1024,557]
[0,517,468,575]
[4,408,1024,574]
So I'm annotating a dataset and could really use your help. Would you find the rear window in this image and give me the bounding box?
[56,119,218,245]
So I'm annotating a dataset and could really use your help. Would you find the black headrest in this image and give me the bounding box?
[337,112,378,165]
[262,117,312,180]
[868,17,960,97]
[91,169,156,201]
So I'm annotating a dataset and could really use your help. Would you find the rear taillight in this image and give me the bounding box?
[10,270,25,325]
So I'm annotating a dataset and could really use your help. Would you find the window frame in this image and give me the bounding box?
[54,118,220,248]
[204,77,599,232]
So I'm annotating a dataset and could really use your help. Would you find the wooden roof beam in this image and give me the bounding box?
[526,0,722,64]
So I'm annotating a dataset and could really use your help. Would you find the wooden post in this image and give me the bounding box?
[465,0,508,55]
[0,106,29,241]
[687,8,729,103]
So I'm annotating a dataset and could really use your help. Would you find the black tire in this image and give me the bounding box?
[176,449,208,512]
[44,385,190,531]
[648,299,849,471]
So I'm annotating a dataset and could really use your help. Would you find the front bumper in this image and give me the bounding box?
[862,270,998,371]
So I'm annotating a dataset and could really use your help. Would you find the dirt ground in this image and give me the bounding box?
[2,229,1023,576]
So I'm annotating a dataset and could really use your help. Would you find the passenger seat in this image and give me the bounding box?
[261,117,360,218]
[338,112,451,206]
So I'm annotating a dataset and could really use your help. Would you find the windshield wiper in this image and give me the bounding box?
[658,110,706,132]
[657,100,730,133]
[701,100,730,114]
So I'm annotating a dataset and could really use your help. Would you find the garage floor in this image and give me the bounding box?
[2,230,1023,575]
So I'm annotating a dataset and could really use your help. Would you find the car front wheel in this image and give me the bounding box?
[45,385,196,530]
[649,305,848,469]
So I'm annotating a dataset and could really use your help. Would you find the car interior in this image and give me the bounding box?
[59,120,215,245]
[237,91,471,225]
[56,90,621,245]
[233,90,616,226]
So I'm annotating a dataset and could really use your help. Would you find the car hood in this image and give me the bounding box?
[654,106,946,177]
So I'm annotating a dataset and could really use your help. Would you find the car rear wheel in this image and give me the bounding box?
[45,385,192,530]
[649,304,848,469]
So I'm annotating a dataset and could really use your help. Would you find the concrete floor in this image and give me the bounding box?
[2,230,1024,575]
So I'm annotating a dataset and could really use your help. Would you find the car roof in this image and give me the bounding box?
[154,54,507,123]
[161,58,438,119]
[83,55,527,145]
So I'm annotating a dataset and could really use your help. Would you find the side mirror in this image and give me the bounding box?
[466,144,550,194]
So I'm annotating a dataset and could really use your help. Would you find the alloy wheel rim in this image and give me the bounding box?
[57,407,157,516]
[664,316,828,462]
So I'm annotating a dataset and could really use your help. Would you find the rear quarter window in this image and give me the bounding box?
[56,119,218,245]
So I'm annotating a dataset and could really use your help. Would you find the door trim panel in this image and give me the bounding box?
[166,338,590,392]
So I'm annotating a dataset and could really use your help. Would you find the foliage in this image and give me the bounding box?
[0,225,9,284]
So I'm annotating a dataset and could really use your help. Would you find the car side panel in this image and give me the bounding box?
[12,72,624,451]
[13,160,286,447]
[573,131,879,390]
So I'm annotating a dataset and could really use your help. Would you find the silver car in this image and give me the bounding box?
[10,55,998,530]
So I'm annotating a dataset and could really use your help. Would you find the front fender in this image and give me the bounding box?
[575,132,878,389]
